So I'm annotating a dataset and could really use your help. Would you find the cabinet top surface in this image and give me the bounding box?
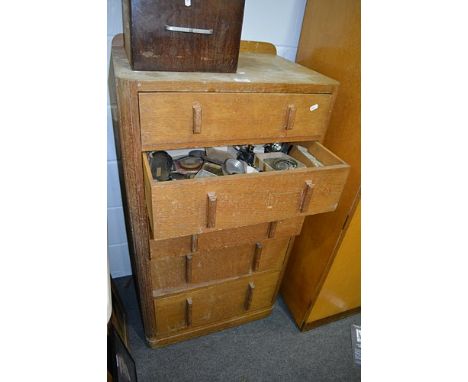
[111,35,338,93]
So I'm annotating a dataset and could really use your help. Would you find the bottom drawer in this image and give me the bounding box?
[154,271,280,337]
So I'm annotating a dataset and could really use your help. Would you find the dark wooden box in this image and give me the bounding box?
[122,0,245,72]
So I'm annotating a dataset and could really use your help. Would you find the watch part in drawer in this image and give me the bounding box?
[222,158,247,175]
[148,151,173,181]
[255,152,305,172]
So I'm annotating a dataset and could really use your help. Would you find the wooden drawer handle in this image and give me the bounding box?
[191,234,198,252]
[300,180,315,213]
[185,254,192,283]
[252,242,263,272]
[244,282,255,310]
[268,221,277,238]
[207,192,217,228]
[192,102,202,134]
[186,298,193,327]
[284,104,296,130]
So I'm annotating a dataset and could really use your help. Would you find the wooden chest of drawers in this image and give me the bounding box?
[109,35,349,347]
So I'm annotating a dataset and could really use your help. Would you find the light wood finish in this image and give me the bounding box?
[281,0,361,330]
[110,69,156,341]
[148,307,272,348]
[240,40,277,55]
[307,201,361,322]
[110,34,344,346]
[150,238,290,293]
[142,142,349,240]
[149,217,303,258]
[112,35,339,94]
[139,92,333,149]
[153,271,280,337]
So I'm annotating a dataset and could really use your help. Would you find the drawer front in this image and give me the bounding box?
[153,271,280,336]
[139,93,333,149]
[144,165,349,241]
[151,237,290,291]
[149,217,303,258]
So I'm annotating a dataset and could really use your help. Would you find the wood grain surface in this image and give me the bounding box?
[149,217,303,258]
[153,271,280,336]
[143,142,349,240]
[123,0,245,72]
[111,35,339,94]
[112,77,157,340]
[281,0,361,330]
[139,92,333,149]
[150,237,290,292]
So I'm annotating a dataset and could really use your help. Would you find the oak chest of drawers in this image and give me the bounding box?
[109,35,349,347]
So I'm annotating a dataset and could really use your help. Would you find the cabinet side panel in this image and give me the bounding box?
[307,200,361,322]
[281,0,361,328]
[114,77,156,340]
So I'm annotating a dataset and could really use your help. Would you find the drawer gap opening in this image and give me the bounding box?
[143,141,346,184]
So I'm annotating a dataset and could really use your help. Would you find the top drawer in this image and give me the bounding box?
[139,93,333,149]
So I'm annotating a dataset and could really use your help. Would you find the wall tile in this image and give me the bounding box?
[107,0,123,37]
[108,243,132,278]
[107,106,117,161]
[276,46,298,62]
[108,161,123,208]
[108,207,128,245]
[242,0,307,47]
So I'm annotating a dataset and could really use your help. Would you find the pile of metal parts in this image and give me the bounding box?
[148,143,323,182]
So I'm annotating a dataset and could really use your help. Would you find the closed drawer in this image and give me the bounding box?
[151,237,290,292]
[153,271,280,336]
[143,141,349,240]
[139,93,333,149]
[149,217,303,258]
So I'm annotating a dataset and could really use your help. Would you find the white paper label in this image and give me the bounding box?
[310,104,319,111]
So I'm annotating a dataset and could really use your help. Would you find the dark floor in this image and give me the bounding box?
[114,276,361,382]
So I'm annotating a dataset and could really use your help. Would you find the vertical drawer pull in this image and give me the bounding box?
[284,104,296,130]
[244,282,255,310]
[186,298,193,327]
[207,192,217,228]
[300,180,314,213]
[252,242,263,272]
[185,254,193,283]
[191,234,198,252]
[192,102,202,134]
[268,221,277,238]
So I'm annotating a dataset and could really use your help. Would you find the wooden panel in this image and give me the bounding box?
[139,93,333,149]
[111,35,339,95]
[153,271,280,336]
[281,0,361,329]
[111,77,156,338]
[307,201,361,323]
[149,217,304,258]
[150,238,290,292]
[148,307,272,348]
[124,0,245,72]
[240,40,277,55]
[143,142,349,240]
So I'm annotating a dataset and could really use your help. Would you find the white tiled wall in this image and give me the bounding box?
[107,0,307,277]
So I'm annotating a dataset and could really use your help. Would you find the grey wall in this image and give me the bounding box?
[107,0,307,277]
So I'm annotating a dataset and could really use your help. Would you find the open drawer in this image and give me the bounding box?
[143,141,350,240]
